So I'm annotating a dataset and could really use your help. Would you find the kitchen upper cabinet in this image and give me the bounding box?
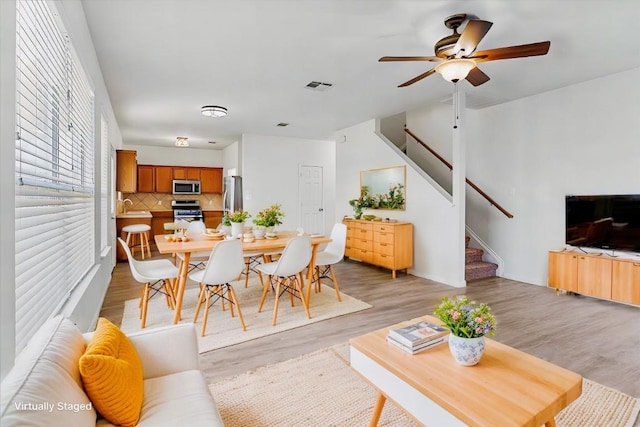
[116,150,137,193]
[201,168,223,193]
[155,166,173,193]
[173,167,200,180]
[137,165,155,193]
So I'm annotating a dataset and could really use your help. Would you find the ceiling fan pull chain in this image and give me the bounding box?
[453,82,459,130]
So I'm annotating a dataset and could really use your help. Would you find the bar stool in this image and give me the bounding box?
[123,224,152,259]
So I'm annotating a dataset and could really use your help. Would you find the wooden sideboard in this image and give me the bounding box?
[548,250,640,305]
[343,219,413,279]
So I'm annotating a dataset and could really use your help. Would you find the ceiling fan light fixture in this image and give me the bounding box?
[435,58,476,82]
[201,105,227,118]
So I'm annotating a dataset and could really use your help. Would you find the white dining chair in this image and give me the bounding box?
[191,239,246,336]
[313,223,347,301]
[176,220,209,272]
[118,238,178,328]
[256,236,312,326]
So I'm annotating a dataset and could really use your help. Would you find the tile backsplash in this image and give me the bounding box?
[121,193,223,211]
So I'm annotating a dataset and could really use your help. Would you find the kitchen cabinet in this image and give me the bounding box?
[173,167,200,180]
[203,211,223,229]
[201,168,223,193]
[155,166,173,193]
[137,165,154,193]
[548,251,639,304]
[344,219,413,279]
[151,211,174,239]
[116,150,137,193]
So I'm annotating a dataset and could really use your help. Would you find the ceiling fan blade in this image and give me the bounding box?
[471,41,551,63]
[465,67,490,87]
[379,56,440,62]
[398,69,437,87]
[454,19,493,56]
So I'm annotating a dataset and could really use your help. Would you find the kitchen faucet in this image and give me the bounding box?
[123,198,133,213]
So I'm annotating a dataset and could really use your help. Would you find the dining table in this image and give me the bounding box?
[154,230,332,324]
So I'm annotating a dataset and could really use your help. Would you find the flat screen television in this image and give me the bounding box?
[565,194,640,252]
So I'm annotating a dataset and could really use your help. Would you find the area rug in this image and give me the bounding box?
[120,279,371,354]
[209,343,640,427]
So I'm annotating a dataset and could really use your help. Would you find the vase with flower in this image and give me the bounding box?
[226,210,250,238]
[252,204,285,239]
[348,186,377,220]
[434,295,496,366]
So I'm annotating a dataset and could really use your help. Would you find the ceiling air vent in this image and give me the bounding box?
[305,81,334,91]
[276,122,290,127]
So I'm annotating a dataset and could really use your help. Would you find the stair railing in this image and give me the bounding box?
[405,128,514,219]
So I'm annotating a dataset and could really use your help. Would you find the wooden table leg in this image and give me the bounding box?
[369,392,386,427]
[307,243,320,280]
[545,419,556,427]
[172,252,191,324]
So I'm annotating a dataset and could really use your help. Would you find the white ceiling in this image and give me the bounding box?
[81,0,640,150]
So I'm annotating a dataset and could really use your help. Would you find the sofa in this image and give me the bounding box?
[1,316,224,426]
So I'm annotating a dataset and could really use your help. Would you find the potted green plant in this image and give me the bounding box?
[253,204,285,238]
[227,210,250,238]
[434,296,496,366]
[349,186,377,219]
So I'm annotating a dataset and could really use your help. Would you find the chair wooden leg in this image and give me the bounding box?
[193,283,206,323]
[141,284,150,328]
[329,266,342,302]
[228,285,246,331]
[244,259,251,288]
[201,287,212,337]
[272,278,282,326]
[299,273,311,319]
[258,277,271,312]
[315,266,322,293]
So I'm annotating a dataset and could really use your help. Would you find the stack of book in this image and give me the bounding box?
[387,321,450,354]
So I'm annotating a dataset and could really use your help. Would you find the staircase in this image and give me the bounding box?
[465,236,498,281]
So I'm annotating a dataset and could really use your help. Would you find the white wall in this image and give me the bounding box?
[409,68,640,286]
[335,120,463,286]
[222,141,240,176]
[241,134,336,234]
[124,144,224,166]
[1,0,123,380]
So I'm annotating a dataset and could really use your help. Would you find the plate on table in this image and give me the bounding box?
[265,235,278,240]
[203,231,225,240]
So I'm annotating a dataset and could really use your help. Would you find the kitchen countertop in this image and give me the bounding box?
[116,211,153,219]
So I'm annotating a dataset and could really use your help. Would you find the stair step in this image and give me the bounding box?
[465,261,498,281]
[465,247,484,264]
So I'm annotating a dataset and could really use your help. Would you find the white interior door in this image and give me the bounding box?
[299,165,324,234]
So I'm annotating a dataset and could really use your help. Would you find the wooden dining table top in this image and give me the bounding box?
[154,230,331,254]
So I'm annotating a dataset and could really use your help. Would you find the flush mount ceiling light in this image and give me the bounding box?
[201,105,228,118]
[175,137,189,147]
[435,58,477,83]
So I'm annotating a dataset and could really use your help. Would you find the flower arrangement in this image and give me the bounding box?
[226,210,250,223]
[349,186,377,219]
[349,183,405,219]
[433,296,496,338]
[253,204,285,227]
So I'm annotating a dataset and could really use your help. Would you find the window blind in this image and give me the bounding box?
[100,115,109,251]
[15,0,95,352]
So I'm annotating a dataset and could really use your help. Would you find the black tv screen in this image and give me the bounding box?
[565,195,640,252]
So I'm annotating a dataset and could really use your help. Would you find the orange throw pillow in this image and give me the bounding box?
[79,318,143,426]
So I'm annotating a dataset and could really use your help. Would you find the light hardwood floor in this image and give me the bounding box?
[102,257,640,397]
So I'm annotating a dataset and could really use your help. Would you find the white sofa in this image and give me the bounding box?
[1,316,224,426]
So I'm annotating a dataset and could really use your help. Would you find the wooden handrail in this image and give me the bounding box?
[404,128,514,219]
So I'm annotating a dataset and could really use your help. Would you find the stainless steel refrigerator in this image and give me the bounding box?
[223,176,243,214]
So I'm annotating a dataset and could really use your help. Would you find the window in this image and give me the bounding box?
[100,114,109,251]
[15,0,95,352]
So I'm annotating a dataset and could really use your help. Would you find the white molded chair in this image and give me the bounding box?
[118,238,178,328]
[256,236,312,326]
[313,223,347,301]
[191,239,246,336]
[176,220,209,272]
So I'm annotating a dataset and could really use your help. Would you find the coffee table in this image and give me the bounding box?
[350,315,582,427]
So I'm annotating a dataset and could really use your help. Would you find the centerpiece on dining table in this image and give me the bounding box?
[433,295,496,366]
[226,210,251,238]
[252,204,285,239]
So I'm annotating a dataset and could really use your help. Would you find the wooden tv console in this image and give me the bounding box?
[548,250,640,305]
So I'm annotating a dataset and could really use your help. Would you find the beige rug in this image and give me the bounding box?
[209,343,640,427]
[120,279,371,353]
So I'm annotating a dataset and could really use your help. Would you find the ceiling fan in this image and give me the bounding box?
[380,13,550,87]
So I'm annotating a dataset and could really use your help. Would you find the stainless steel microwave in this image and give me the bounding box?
[172,180,201,195]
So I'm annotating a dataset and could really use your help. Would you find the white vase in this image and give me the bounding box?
[448,335,485,366]
[231,222,244,238]
[253,225,266,239]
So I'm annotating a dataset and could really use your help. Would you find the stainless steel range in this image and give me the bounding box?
[171,200,203,222]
